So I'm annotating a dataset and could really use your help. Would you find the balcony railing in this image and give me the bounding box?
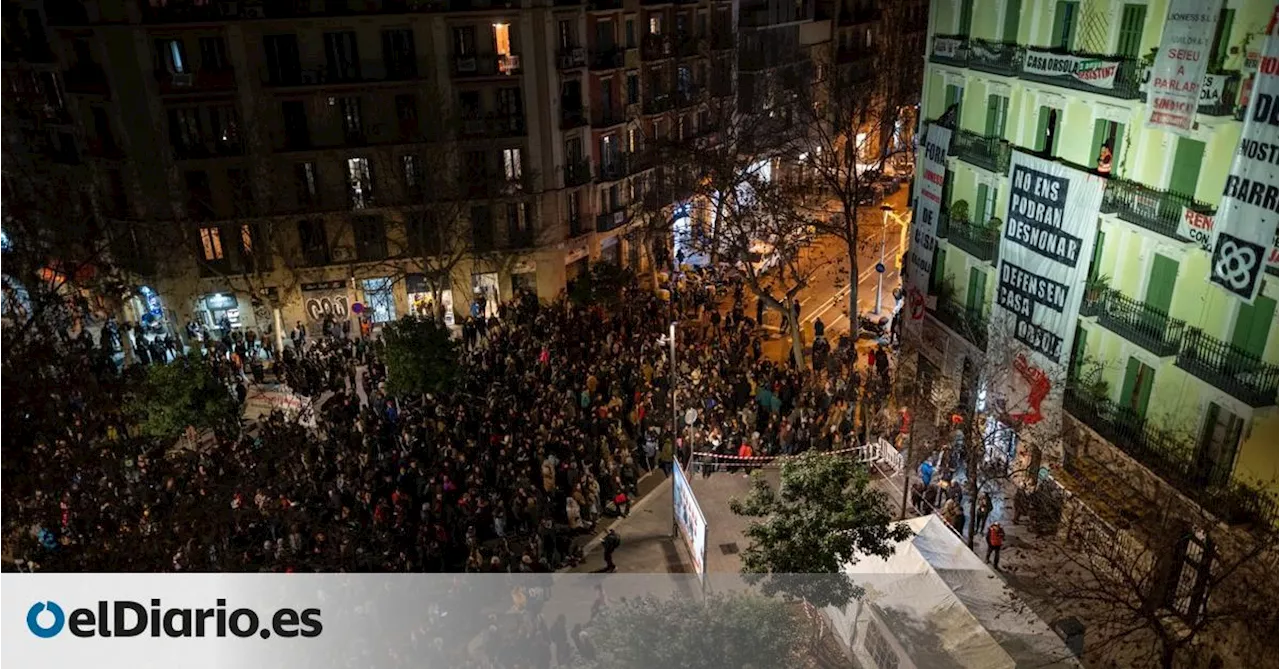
[561,106,587,130]
[967,39,1021,76]
[946,218,999,264]
[1197,72,1241,116]
[1101,178,1205,242]
[155,68,236,94]
[643,94,674,115]
[641,35,673,60]
[460,113,526,138]
[928,34,968,67]
[564,159,592,187]
[1177,328,1279,408]
[1084,288,1187,357]
[557,47,587,70]
[1019,48,1141,100]
[1063,387,1277,528]
[590,106,626,128]
[588,47,625,71]
[933,300,988,350]
[452,53,522,77]
[596,209,627,233]
[950,128,1011,174]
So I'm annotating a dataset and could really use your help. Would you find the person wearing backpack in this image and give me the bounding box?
[602,529,621,572]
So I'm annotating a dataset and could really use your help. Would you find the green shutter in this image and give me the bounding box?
[1112,122,1126,172]
[931,247,947,293]
[1087,229,1106,281]
[1051,2,1067,49]
[1090,119,1108,170]
[1119,358,1153,417]
[1144,254,1179,315]
[1069,324,1088,378]
[985,95,1000,137]
[1117,5,1146,59]
[1050,111,1063,156]
[1002,0,1022,43]
[1119,356,1140,411]
[960,0,974,36]
[1209,9,1235,70]
[1135,362,1154,418]
[1231,294,1277,358]
[967,266,987,314]
[1035,107,1050,152]
[1053,2,1079,50]
[995,96,1009,137]
[1064,2,1079,49]
[943,169,955,204]
[974,184,989,224]
[1168,138,1205,198]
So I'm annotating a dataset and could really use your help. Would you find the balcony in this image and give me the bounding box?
[558,47,587,70]
[932,300,988,350]
[966,39,1021,76]
[1083,288,1187,357]
[950,128,1011,174]
[264,60,420,87]
[461,113,526,138]
[928,34,968,67]
[596,209,628,233]
[945,218,999,264]
[564,158,592,187]
[1019,48,1141,100]
[591,106,626,128]
[1197,72,1241,117]
[643,94,674,115]
[1100,178,1206,242]
[561,106,587,130]
[1063,387,1277,527]
[155,68,236,95]
[675,86,703,108]
[589,47,625,71]
[173,139,244,160]
[63,64,110,95]
[675,35,701,58]
[1176,328,1279,408]
[452,54,522,78]
[569,215,589,237]
[587,0,624,10]
[642,35,673,61]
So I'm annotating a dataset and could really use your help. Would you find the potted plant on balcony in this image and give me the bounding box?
[949,199,970,225]
[1084,274,1110,304]
[985,216,1003,240]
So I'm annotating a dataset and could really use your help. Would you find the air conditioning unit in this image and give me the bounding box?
[498,54,521,74]
[171,72,194,87]
[456,57,478,73]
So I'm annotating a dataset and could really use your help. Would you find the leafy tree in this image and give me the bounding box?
[126,354,239,441]
[589,592,808,669]
[381,316,459,397]
[730,452,913,608]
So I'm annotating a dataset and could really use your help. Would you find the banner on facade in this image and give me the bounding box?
[1209,31,1278,302]
[933,36,965,60]
[301,281,350,322]
[1239,33,1269,107]
[992,151,1104,392]
[1143,0,1222,134]
[1022,49,1120,90]
[1140,69,1230,107]
[1181,207,1280,271]
[969,40,1015,69]
[906,123,953,330]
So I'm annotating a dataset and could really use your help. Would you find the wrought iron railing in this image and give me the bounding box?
[1177,328,1279,408]
[1091,288,1187,357]
[928,34,968,67]
[950,128,1012,174]
[967,39,1022,76]
[934,300,988,350]
[946,218,1000,264]
[1101,178,1205,242]
[1019,48,1142,100]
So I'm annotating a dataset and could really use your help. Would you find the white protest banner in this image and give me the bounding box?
[1144,0,1221,134]
[1239,33,1268,108]
[1209,31,1278,303]
[933,36,964,60]
[1179,207,1279,273]
[1023,49,1120,90]
[906,123,953,329]
[991,152,1105,424]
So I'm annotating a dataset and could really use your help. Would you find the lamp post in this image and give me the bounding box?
[876,203,893,314]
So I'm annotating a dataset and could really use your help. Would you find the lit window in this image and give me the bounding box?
[200,227,224,260]
[346,157,374,209]
[493,23,511,56]
[502,148,522,181]
[649,16,662,35]
[240,225,254,256]
[402,155,421,189]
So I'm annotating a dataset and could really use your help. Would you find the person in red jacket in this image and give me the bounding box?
[738,442,754,476]
[986,522,1006,570]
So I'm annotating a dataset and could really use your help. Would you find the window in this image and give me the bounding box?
[1116,4,1145,59]
[453,27,476,58]
[626,73,640,103]
[497,87,523,116]
[1090,119,1124,176]
[353,215,388,261]
[648,15,663,36]
[91,106,116,152]
[625,18,635,48]
[395,93,419,137]
[297,219,330,265]
[697,13,706,36]
[381,29,417,77]
[295,162,319,205]
[558,20,575,49]
[185,171,213,219]
[263,34,301,84]
[1168,137,1205,199]
[966,266,987,317]
[345,157,374,208]
[984,94,1009,139]
[168,107,202,154]
[208,105,239,149]
[338,97,363,140]
[677,65,691,94]
[228,167,253,215]
[957,0,973,36]
[863,622,899,669]
[567,190,580,225]
[198,36,228,71]
[1119,356,1155,419]
[1231,294,1277,358]
[1196,403,1244,487]
[402,154,422,191]
[1051,1,1079,51]
[507,202,530,241]
[323,31,360,81]
[200,226,224,261]
[239,223,270,271]
[1208,9,1235,71]
[1166,530,1214,622]
[1035,106,1059,156]
[493,23,511,56]
[676,13,687,38]
[471,205,494,249]
[155,38,187,73]
[282,101,310,148]
[502,148,523,182]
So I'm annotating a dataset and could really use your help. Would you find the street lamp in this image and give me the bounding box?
[876,203,893,314]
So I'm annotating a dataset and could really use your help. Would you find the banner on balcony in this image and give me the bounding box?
[991,152,1104,421]
[1182,208,1280,271]
[933,36,964,60]
[1143,0,1222,135]
[1022,49,1119,90]
[1209,31,1278,303]
[1140,68,1230,107]
[906,123,953,332]
[969,41,1015,69]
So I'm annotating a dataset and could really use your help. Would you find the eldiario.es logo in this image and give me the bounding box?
[27,599,322,639]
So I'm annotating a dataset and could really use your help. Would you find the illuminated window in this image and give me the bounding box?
[649,15,662,35]
[200,227,224,260]
[346,157,374,209]
[240,224,254,256]
[502,148,523,181]
[492,23,511,56]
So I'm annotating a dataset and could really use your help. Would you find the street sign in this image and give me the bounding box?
[875,262,886,273]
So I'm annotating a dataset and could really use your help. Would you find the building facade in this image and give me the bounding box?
[909,0,1276,527]
[3,0,831,341]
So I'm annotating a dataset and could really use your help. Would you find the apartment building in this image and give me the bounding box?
[2,0,829,337]
[908,0,1277,529]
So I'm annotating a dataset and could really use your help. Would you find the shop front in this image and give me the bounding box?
[405,274,455,326]
[470,272,500,318]
[127,286,170,339]
[300,280,350,332]
[600,235,620,266]
[511,260,537,294]
[200,292,241,333]
[565,244,589,283]
[361,277,396,323]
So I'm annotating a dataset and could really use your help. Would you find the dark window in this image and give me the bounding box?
[395,94,419,138]
[402,154,422,193]
[338,97,363,141]
[198,36,229,71]
[625,18,635,48]
[405,212,440,256]
[263,34,301,84]
[185,170,214,219]
[168,107,203,156]
[381,29,416,78]
[323,31,360,81]
[626,73,639,103]
[470,205,493,250]
[453,27,475,56]
[208,105,240,153]
[353,215,388,261]
[227,168,254,216]
[238,223,272,271]
[104,169,128,217]
[282,101,310,149]
[497,87,523,116]
[297,219,331,265]
[558,20,575,49]
[507,202,530,245]
[295,162,320,206]
[91,106,116,153]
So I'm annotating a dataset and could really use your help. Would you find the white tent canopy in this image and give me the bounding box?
[824,515,1081,669]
